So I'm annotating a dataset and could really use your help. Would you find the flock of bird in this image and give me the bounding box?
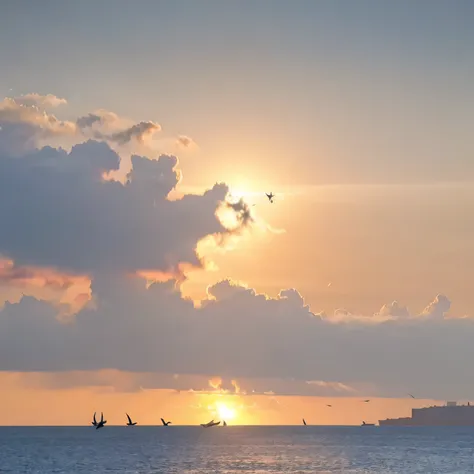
[90,397,422,429]
[91,412,172,430]
[90,412,229,430]
[90,400,384,430]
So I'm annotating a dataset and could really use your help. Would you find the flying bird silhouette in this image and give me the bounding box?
[126,413,137,426]
[91,412,98,427]
[326,404,332,408]
[161,418,172,426]
[302,418,307,425]
[95,412,107,430]
[265,192,274,203]
[362,400,370,403]
[408,394,416,399]
[200,419,220,427]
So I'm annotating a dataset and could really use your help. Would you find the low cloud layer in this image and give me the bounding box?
[0,276,472,399]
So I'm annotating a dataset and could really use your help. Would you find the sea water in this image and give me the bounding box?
[1,426,474,473]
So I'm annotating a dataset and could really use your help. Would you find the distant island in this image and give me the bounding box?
[379,401,474,426]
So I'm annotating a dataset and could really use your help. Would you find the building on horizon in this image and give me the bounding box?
[379,401,474,426]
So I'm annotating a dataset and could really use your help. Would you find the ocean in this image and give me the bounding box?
[1,426,474,473]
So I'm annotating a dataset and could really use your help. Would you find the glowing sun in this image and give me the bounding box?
[216,402,236,421]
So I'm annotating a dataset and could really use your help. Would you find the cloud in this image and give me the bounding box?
[76,111,161,146]
[0,96,76,153]
[76,110,119,129]
[0,258,83,291]
[176,135,196,149]
[109,121,161,145]
[326,296,450,324]
[375,300,410,319]
[421,294,451,319]
[208,376,223,390]
[0,139,244,275]
[0,273,473,399]
[9,369,369,398]
[1,93,168,155]
[12,93,67,109]
[306,380,356,393]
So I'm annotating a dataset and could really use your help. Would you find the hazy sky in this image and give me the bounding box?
[0,1,474,425]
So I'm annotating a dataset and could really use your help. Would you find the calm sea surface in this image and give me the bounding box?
[1,426,474,473]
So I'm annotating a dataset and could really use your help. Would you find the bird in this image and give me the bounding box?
[96,412,107,430]
[362,400,370,403]
[302,418,307,426]
[223,420,227,426]
[266,192,274,203]
[161,418,172,426]
[408,394,415,399]
[326,404,332,408]
[200,419,220,428]
[91,412,98,427]
[126,413,137,426]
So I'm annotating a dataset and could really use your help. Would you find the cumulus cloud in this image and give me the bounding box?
[375,300,410,319]
[1,93,166,154]
[0,273,472,399]
[109,121,161,145]
[0,96,76,153]
[326,296,451,324]
[12,93,67,109]
[0,139,243,275]
[76,110,120,130]
[421,294,451,319]
[76,111,161,146]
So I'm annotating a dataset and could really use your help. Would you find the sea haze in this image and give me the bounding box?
[1,426,474,473]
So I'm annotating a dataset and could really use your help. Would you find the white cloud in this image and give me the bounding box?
[12,93,68,109]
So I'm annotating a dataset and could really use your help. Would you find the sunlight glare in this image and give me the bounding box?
[216,402,236,421]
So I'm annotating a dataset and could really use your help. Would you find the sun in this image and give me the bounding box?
[216,402,236,421]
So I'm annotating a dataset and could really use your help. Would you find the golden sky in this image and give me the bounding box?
[0,372,440,426]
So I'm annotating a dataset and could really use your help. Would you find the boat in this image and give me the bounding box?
[361,421,375,426]
[379,401,474,426]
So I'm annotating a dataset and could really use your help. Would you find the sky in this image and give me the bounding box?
[0,0,474,425]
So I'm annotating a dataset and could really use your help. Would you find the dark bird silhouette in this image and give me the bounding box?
[326,404,332,408]
[91,412,98,427]
[200,419,220,427]
[362,400,370,403]
[302,418,307,425]
[408,394,415,399]
[266,192,274,203]
[161,418,172,426]
[96,412,107,430]
[126,413,137,426]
